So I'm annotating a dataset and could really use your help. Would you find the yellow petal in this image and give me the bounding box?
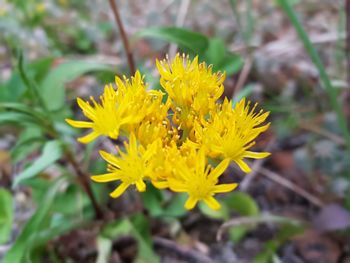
[77,98,95,120]
[209,158,230,180]
[77,131,99,144]
[203,196,221,210]
[142,140,158,161]
[115,76,127,93]
[108,129,120,140]
[152,180,169,189]
[91,173,121,182]
[99,151,120,168]
[213,183,238,193]
[128,133,138,156]
[243,151,271,159]
[136,180,146,192]
[168,179,187,192]
[185,196,198,210]
[65,119,93,128]
[110,182,129,198]
[196,148,206,174]
[235,159,251,173]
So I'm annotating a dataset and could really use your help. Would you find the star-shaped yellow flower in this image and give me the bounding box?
[168,148,237,210]
[193,98,270,173]
[91,133,159,198]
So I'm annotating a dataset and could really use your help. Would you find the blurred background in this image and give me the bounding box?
[1,0,350,262]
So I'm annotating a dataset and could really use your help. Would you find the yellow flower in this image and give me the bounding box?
[128,95,173,146]
[66,54,272,211]
[135,120,179,147]
[194,98,270,173]
[66,71,165,143]
[156,54,225,129]
[91,133,159,198]
[168,148,238,210]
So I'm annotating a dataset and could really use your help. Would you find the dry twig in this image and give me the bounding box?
[65,149,103,219]
[108,0,136,75]
[153,237,213,263]
[257,166,324,208]
[216,214,302,241]
[232,57,253,98]
[300,122,346,146]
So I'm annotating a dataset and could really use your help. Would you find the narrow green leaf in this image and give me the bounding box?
[0,102,48,124]
[3,178,66,263]
[13,140,63,186]
[277,0,350,155]
[11,126,44,162]
[0,112,38,125]
[39,61,112,111]
[136,27,209,55]
[0,189,13,244]
[31,218,83,249]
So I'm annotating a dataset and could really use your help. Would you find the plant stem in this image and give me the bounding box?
[18,53,103,219]
[277,0,350,155]
[108,0,136,75]
[64,147,103,219]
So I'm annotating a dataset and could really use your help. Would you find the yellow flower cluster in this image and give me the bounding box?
[66,54,270,210]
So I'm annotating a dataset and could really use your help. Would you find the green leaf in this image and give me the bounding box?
[0,72,26,102]
[1,56,52,103]
[163,193,187,218]
[136,27,209,55]
[199,201,229,220]
[224,192,259,216]
[101,215,159,263]
[277,0,350,155]
[215,54,244,75]
[204,38,226,66]
[39,61,112,111]
[13,140,63,186]
[3,178,66,263]
[141,184,164,217]
[0,189,13,244]
[224,192,260,242]
[51,184,90,215]
[203,38,244,75]
[0,102,48,124]
[11,126,44,162]
[0,112,38,125]
[27,57,54,84]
